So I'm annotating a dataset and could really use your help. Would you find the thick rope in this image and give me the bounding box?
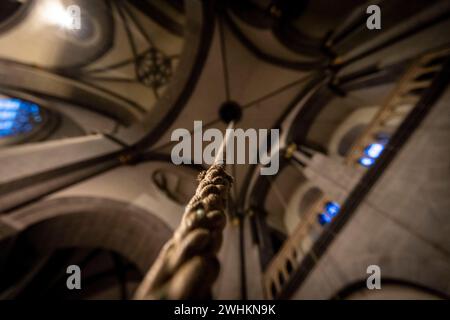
[134,164,233,299]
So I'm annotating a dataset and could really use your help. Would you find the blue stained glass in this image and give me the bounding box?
[0,97,43,138]
[0,111,17,119]
[0,121,13,130]
[358,138,390,168]
[0,98,20,110]
[364,143,384,159]
[318,201,341,226]
[318,213,332,226]
[31,104,39,113]
[325,201,340,217]
[358,156,376,167]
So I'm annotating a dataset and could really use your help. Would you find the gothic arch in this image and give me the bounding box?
[0,196,172,273]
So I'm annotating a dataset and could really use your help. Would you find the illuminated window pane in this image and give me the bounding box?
[358,156,376,167]
[364,143,384,158]
[325,201,340,217]
[318,201,341,226]
[317,213,331,226]
[0,98,43,138]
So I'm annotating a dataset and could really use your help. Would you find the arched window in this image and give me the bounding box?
[0,96,54,146]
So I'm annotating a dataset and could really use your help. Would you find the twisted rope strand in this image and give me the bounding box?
[134,164,232,299]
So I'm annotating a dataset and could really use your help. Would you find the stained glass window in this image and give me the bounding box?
[317,201,341,226]
[358,141,387,168]
[0,97,43,139]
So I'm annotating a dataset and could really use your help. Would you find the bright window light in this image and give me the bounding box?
[318,201,341,226]
[358,156,375,167]
[0,98,43,138]
[364,143,384,159]
[41,3,79,30]
[0,111,18,120]
[0,121,13,130]
[0,98,20,110]
[325,201,340,217]
[317,213,331,226]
